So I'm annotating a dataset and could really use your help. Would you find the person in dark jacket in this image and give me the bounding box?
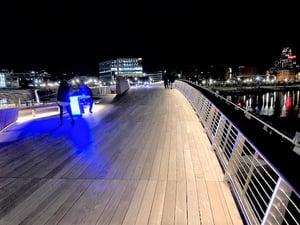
[79,81,93,113]
[57,80,74,126]
[163,72,169,88]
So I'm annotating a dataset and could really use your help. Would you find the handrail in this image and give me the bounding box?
[18,102,59,118]
[176,80,300,225]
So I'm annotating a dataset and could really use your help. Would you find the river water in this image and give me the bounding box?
[220,89,300,138]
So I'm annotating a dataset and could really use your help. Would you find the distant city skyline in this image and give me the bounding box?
[1,46,296,77]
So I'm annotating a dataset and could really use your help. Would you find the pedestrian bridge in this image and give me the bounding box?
[0,81,298,224]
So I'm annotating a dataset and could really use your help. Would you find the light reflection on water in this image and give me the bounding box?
[226,90,300,119]
[223,90,300,137]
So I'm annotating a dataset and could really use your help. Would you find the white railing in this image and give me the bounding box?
[176,80,300,225]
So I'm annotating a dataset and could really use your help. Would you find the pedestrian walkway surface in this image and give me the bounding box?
[0,84,244,225]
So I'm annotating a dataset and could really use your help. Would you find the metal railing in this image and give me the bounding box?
[176,80,300,225]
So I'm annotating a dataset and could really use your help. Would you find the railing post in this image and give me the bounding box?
[32,109,36,117]
[224,133,245,182]
[261,178,292,225]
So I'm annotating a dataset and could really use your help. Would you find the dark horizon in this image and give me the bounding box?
[0,1,298,76]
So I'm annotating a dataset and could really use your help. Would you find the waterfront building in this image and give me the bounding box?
[0,70,52,88]
[275,47,297,69]
[98,58,143,84]
[238,65,258,76]
[276,69,296,81]
[268,47,299,81]
[0,69,18,88]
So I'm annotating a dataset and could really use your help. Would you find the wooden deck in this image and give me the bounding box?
[0,84,244,225]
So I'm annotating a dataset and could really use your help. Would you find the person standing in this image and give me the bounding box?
[169,75,176,89]
[163,71,169,88]
[57,79,75,126]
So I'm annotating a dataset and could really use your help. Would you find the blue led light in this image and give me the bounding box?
[70,96,82,116]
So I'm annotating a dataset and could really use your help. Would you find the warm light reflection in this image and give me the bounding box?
[228,90,300,118]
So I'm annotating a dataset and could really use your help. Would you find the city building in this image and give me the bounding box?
[0,70,52,88]
[98,58,143,84]
[0,70,18,88]
[275,47,297,69]
[268,47,299,81]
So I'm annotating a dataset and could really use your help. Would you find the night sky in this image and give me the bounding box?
[0,1,299,76]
